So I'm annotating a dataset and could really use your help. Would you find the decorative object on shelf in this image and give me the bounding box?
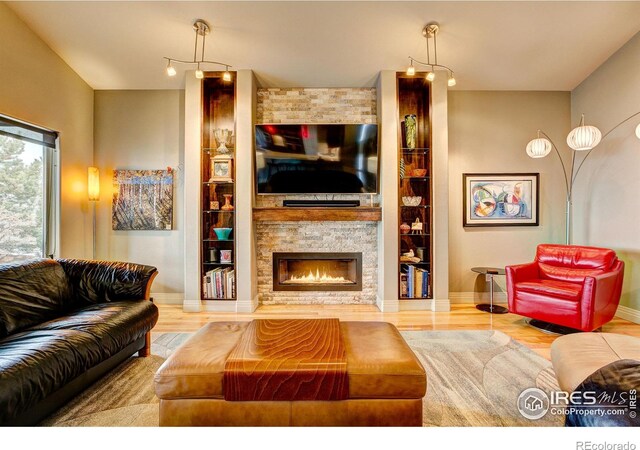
[399,157,405,180]
[163,19,232,81]
[406,22,456,87]
[402,196,422,206]
[112,169,173,230]
[525,111,640,244]
[221,194,234,210]
[209,183,219,210]
[416,247,426,261]
[209,247,219,263]
[220,249,232,263]
[213,227,232,240]
[214,128,232,154]
[404,114,417,149]
[210,153,233,182]
[400,250,421,263]
[411,217,423,234]
[411,168,427,177]
[462,173,539,227]
[400,222,411,234]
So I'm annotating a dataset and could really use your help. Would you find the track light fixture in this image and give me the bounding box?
[163,19,232,81]
[406,22,456,87]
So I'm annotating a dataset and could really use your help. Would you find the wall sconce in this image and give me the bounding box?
[88,166,99,259]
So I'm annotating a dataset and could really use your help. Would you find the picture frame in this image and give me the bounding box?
[463,173,539,227]
[209,154,233,182]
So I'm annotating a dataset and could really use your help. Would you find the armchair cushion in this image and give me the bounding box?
[516,279,582,301]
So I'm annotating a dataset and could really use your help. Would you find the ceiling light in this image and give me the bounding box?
[407,22,456,88]
[567,114,602,151]
[163,19,232,80]
[223,67,232,82]
[166,60,176,77]
[406,61,416,76]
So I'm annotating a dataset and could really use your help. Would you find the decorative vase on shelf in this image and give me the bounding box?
[213,128,232,154]
[221,194,234,211]
[400,222,411,234]
[404,114,417,149]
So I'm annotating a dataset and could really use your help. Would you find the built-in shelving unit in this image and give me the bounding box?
[397,74,433,300]
[201,73,237,300]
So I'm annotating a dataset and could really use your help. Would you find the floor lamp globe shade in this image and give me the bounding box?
[636,123,640,139]
[88,167,100,201]
[567,125,602,151]
[526,138,552,158]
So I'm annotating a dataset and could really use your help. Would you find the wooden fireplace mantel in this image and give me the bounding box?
[252,206,382,222]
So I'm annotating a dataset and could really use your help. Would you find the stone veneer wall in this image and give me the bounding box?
[256,222,378,305]
[255,87,378,304]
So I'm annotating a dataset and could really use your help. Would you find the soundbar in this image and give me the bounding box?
[283,200,361,208]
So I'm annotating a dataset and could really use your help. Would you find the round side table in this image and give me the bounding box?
[471,267,508,314]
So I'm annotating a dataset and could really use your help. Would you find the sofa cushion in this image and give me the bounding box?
[57,259,157,307]
[0,329,105,424]
[516,279,582,301]
[0,259,72,338]
[32,300,159,359]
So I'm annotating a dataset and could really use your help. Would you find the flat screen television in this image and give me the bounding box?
[255,124,379,194]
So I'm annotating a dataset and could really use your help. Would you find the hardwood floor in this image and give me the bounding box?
[154,303,640,360]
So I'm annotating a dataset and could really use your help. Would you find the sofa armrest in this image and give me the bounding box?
[57,259,158,305]
[580,260,625,330]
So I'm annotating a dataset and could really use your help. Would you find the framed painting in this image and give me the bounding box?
[112,169,174,230]
[463,173,539,227]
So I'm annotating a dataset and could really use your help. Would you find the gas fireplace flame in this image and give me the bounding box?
[284,267,353,284]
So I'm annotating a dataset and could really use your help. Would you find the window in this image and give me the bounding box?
[0,115,58,263]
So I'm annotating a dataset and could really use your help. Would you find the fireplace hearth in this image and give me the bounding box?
[273,252,362,291]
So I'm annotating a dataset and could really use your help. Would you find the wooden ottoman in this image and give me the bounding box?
[154,319,426,426]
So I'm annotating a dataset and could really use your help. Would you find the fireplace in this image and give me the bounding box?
[273,252,362,291]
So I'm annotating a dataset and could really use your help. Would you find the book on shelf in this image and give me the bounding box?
[203,267,235,299]
[401,264,430,298]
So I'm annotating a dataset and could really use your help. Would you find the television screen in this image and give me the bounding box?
[255,124,379,194]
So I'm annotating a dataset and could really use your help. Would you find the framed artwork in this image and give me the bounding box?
[112,169,173,230]
[463,173,539,227]
[210,154,233,182]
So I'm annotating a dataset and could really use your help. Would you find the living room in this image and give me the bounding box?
[1,0,640,445]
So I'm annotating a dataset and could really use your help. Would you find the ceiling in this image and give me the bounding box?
[7,1,640,91]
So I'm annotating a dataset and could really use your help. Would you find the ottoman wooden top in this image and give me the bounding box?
[154,320,426,401]
[224,318,348,401]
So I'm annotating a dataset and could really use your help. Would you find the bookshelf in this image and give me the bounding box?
[201,73,237,300]
[397,74,433,300]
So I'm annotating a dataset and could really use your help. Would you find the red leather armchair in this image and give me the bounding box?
[506,244,624,332]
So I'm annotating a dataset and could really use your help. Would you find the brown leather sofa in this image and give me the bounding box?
[154,321,427,426]
[0,258,158,426]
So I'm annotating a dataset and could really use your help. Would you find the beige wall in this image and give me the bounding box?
[94,90,185,299]
[448,91,571,298]
[571,32,640,313]
[0,2,94,258]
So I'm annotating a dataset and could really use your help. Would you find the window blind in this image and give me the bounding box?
[0,115,58,149]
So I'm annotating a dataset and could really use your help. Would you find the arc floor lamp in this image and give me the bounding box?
[526,113,640,244]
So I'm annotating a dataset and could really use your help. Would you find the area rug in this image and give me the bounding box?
[41,330,562,427]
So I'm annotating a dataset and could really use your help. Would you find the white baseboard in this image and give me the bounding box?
[203,300,238,312]
[237,295,259,313]
[432,298,451,312]
[399,299,431,311]
[449,291,507,304]
[150,292,184,305]
[615,305,640,324]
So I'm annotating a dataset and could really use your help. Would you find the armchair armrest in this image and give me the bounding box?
[506,262,539,311]
[580,260,625,330]
[58,259,158,305]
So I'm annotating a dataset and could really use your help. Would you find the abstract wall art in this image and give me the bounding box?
[463,173,539,227]
[112,169,173,230]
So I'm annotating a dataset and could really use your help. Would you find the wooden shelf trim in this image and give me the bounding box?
[252,207,382,222]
